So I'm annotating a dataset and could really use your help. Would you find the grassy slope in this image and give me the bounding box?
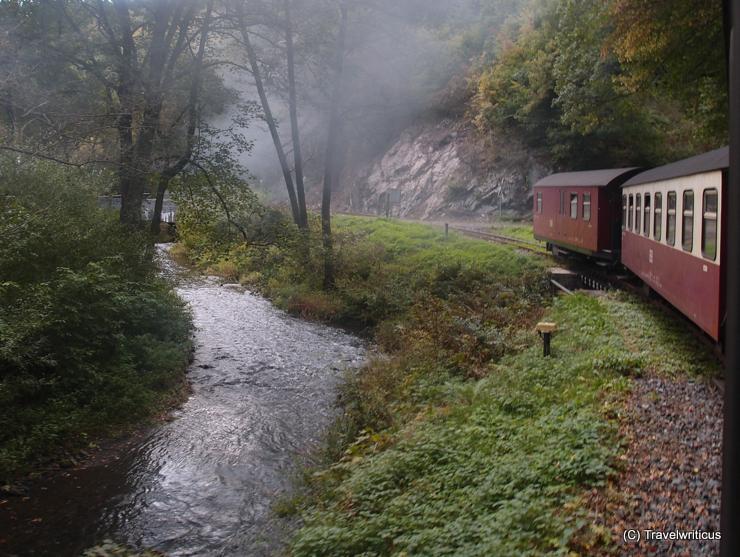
[292,294,719,555]
[287,219,719,556]
[177,215,719,555]
[292,294,628,556]
[492,221,539,243]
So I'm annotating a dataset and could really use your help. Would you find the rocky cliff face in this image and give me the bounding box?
[337,118,550,220]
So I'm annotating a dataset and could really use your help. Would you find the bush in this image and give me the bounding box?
[0,158,191,477]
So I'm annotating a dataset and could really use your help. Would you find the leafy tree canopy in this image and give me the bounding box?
[474,0,727,169]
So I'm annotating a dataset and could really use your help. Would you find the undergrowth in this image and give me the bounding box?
[289,294,631,556]
[0,159,192,478]
[175,208,720,555]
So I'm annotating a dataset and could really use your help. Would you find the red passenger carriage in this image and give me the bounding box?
[533,168,642,261]
[620,147,728,341]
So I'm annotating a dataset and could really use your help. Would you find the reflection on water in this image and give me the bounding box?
[0,246,365,556]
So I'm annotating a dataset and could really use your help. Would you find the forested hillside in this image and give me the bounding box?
[473,0,726,168]
[317,0,730,217]
[0,0,727,218]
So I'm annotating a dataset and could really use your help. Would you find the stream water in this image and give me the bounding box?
[0,247,366,556]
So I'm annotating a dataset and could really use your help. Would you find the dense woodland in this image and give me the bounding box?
[0,0,729,554]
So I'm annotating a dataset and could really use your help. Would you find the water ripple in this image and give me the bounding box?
[1,246,365,556]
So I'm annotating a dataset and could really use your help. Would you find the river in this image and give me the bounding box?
[0,247,366,556]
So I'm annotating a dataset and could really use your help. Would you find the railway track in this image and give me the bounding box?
[445,225,547,254]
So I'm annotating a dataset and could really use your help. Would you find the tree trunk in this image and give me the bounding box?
[237,10,301,226]
[113,0,141,225]
[285,0,308,230]
[321,1,348,290]
[115,0,181,226]
[151,177,168,235]
[150,2,213,235]
[3,82,17,143]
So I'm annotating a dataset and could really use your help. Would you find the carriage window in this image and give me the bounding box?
[628,194,634,230]
[643,193,650,237]
[622,195,627,230]
[560,191,565,214]
[635,194,641,234]
[654,192,662,241]
[570,193,578,219]
[536,192,542,213]
[702,188,718,260]
[682,190,694,252]
[667,191,676,245]
[583,193,591,221]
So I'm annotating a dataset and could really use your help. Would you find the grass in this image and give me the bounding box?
[491,220,538,244]
[603,291,722,377]
[175,212,721,555]
[289,294,632,556]
[334,215,543,279]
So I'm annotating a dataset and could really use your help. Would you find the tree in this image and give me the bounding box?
[232,0,306,229]
[0,0,228,226]
[321,0,348,289]
[284,0,308,229]
[610,0,727,145]
[474,0,715,168]
[150,1,215,235]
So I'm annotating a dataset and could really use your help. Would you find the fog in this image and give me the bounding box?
[209,0,527,203]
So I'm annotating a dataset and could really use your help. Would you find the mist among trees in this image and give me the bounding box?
[0,1,730,554]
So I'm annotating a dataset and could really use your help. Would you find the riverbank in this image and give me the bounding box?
[0,263,193,484]
[178,214,721,555]
[1,252,367,556]
[0,161,194,483]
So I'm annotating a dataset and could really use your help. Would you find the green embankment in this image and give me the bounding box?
[492,222,539,244]
[175,214,719,555]
[0,160,193,478]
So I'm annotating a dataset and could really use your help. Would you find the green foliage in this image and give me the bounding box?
[172,171,297,266]
[0,159,191,477]
[290,287,719,555]
[474,0,726,168]
[291,295,629,556]
[610,0,727,144]
[178,208,719,554]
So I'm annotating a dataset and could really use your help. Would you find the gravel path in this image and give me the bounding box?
[588,376,723,556]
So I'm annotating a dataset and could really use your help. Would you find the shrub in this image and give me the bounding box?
[0,157,191,477]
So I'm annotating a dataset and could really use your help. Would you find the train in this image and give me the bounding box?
[533,146,729,342]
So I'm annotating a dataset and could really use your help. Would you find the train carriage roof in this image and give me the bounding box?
[623,146,729,187]
[534,167,640,188]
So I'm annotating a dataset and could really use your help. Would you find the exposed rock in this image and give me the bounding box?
[338,118,550,220]
[221,283,244,291]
